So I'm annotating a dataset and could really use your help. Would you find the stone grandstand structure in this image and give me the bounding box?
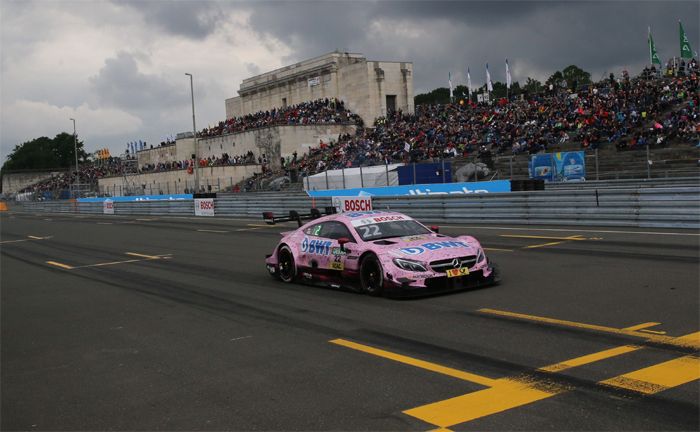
[225,51,414,125]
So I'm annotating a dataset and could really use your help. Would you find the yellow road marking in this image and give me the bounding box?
[125,252,160,259]
[404,377,557,428]
[624,322,662,332]
[477,308,700,350]
[483,247,514,252]
[500,234,587,241]
[523,241,564,249]
[600,355,700,394]
[329,339,497,387]
[538,345,641,373]
[46,261,74,270]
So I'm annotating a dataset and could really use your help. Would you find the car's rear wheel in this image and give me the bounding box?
[360,254,384,296]
[278,245,296,283]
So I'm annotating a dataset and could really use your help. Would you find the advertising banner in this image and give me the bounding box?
[194,198,215,216]
[103,199,114,215]
[79,194,192,203]
[307,180,511,197]
[530,151,586,182]
[333,196,373,213]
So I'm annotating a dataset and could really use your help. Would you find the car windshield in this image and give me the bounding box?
[354,219,431,241]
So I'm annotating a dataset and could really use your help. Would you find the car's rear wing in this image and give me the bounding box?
[263,207,336,227]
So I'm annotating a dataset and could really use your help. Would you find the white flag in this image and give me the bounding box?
[448,72,453,99]
[467,67,472,97]
[404,141,411,153]
[486,63,493,92]
[505,59,512,89]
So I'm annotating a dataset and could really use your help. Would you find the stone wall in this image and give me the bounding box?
[224,52,413,126]
[1,170,67,194]
[98,164,261,196]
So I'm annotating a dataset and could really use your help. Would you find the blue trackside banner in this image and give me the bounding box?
[306,180,511,197]
[77,194,193,203]
[530,151,586,182]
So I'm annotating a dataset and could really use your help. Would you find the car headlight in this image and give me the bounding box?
[392,258,428,272]
[476,247,485,263]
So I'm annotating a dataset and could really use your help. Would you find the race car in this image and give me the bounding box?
[263,208,499,296]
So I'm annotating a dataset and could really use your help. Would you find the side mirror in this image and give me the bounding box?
[430,225,440,234]
[338,237,351,251]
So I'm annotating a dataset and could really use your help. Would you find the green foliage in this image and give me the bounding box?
[2,132,87,171]
[546,65,591,91]
[523,77,543,94]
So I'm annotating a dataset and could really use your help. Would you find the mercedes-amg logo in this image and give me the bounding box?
[451,258,461,269]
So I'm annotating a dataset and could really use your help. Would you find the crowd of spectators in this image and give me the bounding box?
[140,151,258,173]
[287,63,698,178]
[197,98,362,138]
[17,61,699,196]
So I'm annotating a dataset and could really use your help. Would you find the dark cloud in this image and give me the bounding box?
[246,0,699,92]
[115,0,229,39]
[89,52,188,111]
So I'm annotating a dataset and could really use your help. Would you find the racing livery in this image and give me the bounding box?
[264,209,499,296]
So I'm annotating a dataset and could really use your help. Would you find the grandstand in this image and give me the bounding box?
[10,57,699,199]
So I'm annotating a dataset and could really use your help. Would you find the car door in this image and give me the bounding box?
[318,221,356,273]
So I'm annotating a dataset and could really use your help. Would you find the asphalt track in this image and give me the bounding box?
[1,210,698,431]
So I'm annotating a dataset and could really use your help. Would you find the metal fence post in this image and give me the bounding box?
[595,148,600,181]
[441,158,446,183]
[360,166,364,188]
[646,144,651,179]
[413,163,417,184]
[385,161,390,186]
[509,156,513,180]
[341,167,346,189]
[325,170,329,189]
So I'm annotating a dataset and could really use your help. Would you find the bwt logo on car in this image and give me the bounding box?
[400,241,469,255]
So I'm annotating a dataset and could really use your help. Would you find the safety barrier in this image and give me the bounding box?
[10,185,700,229]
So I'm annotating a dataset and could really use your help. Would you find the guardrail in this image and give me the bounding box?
[11,185,700,229]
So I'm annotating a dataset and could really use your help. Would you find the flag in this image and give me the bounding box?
[467,67,472,97]
[448,72,453,100]
[404,141,411,153]
[679,20,694,59]
[648,27,662,65]
[486,63,493,92]
[505,59,512,89]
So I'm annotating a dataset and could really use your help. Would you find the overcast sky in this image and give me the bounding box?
[1,0,698,161]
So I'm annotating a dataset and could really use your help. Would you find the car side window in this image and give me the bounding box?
[319,222,354,241]
[304,223,323,236]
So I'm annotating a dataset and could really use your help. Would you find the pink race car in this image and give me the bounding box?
[264,209,499,296]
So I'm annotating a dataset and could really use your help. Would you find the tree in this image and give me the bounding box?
[523,77,543,94]
[2,132,87,171]
[545,65,591,91]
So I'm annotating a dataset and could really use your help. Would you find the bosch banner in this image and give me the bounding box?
[332,196,373,213]
[194,198,215,216]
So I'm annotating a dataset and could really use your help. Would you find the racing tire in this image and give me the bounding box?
[277,245,296,283]
[360,254,384,296]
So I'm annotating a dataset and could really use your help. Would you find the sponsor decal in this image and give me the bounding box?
[402,235,426,242]
[301,237,332,255]
[345,210,385,218]
[351,214,408,227]
[333,197,373,213]
[400,241,470,255]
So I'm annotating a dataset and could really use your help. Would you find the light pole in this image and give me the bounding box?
[185,73,199,193]
[69,118,79,197]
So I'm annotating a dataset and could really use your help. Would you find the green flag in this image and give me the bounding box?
[648,27,661,65]
[679,20,694,59]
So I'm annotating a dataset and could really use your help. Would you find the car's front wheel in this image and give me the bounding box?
[278,245,296,283]
[360,254,384,296]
